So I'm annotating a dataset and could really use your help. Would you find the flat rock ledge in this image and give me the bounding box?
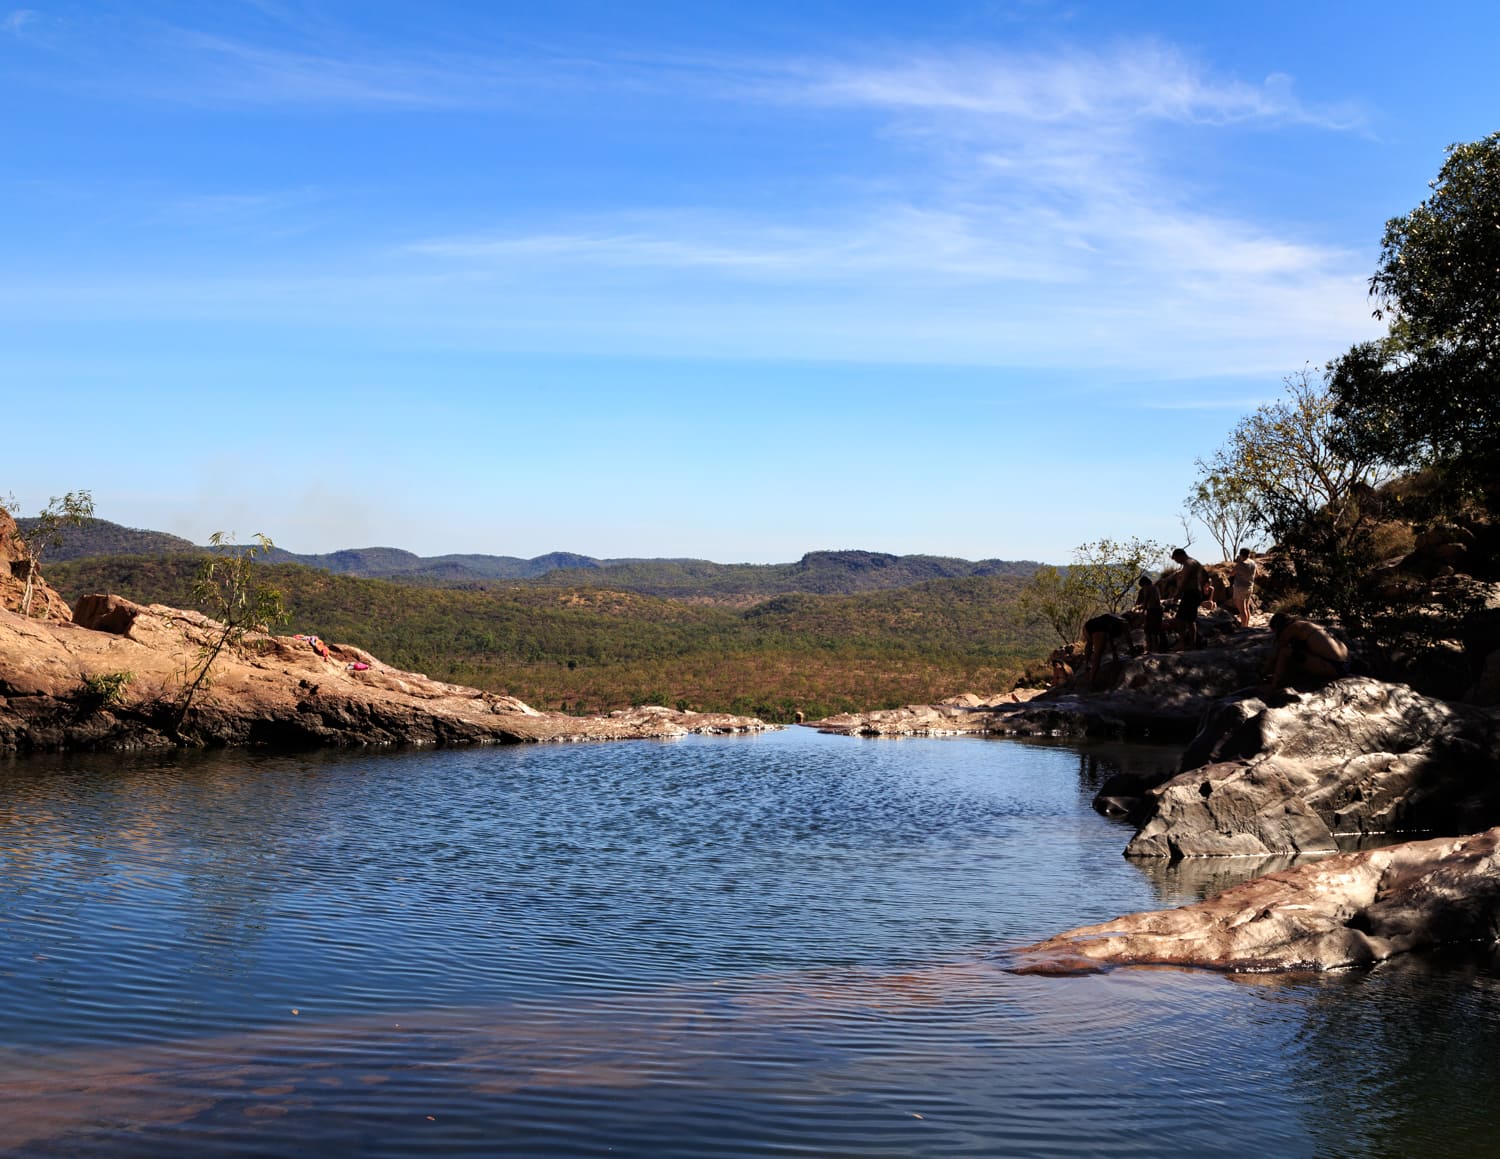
[0,597,775,754]
[1009,827,1500,975]
[815,631,1269,742]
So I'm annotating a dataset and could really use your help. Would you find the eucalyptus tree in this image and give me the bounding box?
[10,490,95,618]
[176,532,288,732]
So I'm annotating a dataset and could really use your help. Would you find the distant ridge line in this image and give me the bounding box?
[20,517,1042,597]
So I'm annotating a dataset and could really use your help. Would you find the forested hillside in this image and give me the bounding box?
[46,557,1049,721]
[519,550,1039,600]
[25,518,1040,597]
[17,518,197,560]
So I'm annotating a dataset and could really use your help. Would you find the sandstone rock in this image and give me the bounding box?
[1010,828,1500,974]
[0,599,776,754]
[1126,678,1500,859]
[72,593,144,635]
[815,632,1270,741]
[0,508,72,623]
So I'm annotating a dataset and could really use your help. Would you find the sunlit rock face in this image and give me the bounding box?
[0,592,775,755]
[0,508,72,623]
[1128,678,1500,859]
[1011,827,1500,975]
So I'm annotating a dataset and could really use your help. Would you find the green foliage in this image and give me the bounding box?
[1329,132,1500,497]
[77,669,132,709]
[177,533,289,730]
[1212,368,1387,544]
[1018,564,1095,646]
[10,490,94,618]
[1068,537,1166,614]
[47,556,1050,723]
[1185,464,1262,563]
[1017,538,1163,645]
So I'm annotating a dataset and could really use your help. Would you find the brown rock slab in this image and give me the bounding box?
[72,593,144,635]
[1010,828,1500,975]
[0,598,776,754]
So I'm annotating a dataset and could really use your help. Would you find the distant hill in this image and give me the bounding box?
[518,550,1041,599]
[20,518,1042,599]
[16,518,198,560]
[44,557,1051,721]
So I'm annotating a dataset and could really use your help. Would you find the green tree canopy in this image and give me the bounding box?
[1209,368,1386,543]
[1329,132,1500,491]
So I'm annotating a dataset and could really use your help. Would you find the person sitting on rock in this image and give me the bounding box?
[1262,613,1351,690]
[1134,575,1164,652]
[1082,612,1131,688]
[1229,548,1258,628]
[1169,548,1207,650]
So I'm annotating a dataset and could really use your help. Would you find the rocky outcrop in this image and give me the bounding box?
[0,508,72,623]
[816,626,1267,741]
[0,596,774,754]
[1126,678,1500,858]
[1010,828,1500,974]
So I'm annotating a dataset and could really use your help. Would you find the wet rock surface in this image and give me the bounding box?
[1010,828,1500,975]
[1127,678,1500,859]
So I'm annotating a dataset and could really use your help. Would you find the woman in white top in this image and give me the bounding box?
[1229,548,1258,628]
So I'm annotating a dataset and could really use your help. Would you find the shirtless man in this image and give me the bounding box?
[1262,613,1351,690]
[1134,575,1164,653]
[1170,548,1207,649]
[1229,548,1258,628]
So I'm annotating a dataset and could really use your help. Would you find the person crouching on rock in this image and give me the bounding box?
[1262,613,1351,691]
[1082,613,1131,689]
[1169,548,1207,650]
[1049,645,1075,688]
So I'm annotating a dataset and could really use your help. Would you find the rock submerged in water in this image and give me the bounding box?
[1010,827,1500,975]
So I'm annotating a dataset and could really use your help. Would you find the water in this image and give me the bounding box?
[2,728,1498,1157]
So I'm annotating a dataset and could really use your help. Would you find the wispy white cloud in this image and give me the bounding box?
[394,43,1377,381]
[1,28,1383,385]
[2,8,37,34]
[157,32,501,107]
[784,42,1363,131]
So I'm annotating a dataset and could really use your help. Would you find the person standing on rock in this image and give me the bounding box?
[1263,613,1351,690]
[1170,548,1207,650]
[1134,575,1165,652]
[1229,548,1258,628]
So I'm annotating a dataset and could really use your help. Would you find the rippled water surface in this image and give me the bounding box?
[2,729,1498,1157]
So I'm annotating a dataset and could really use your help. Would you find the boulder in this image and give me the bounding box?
[1126,678,1500,858]
[72,593,144,635]
[1010,828,1500,974]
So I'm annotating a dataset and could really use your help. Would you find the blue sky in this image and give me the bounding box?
[3,1,1496,563]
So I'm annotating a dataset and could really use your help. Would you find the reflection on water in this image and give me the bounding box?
[1,730,1496,1157]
